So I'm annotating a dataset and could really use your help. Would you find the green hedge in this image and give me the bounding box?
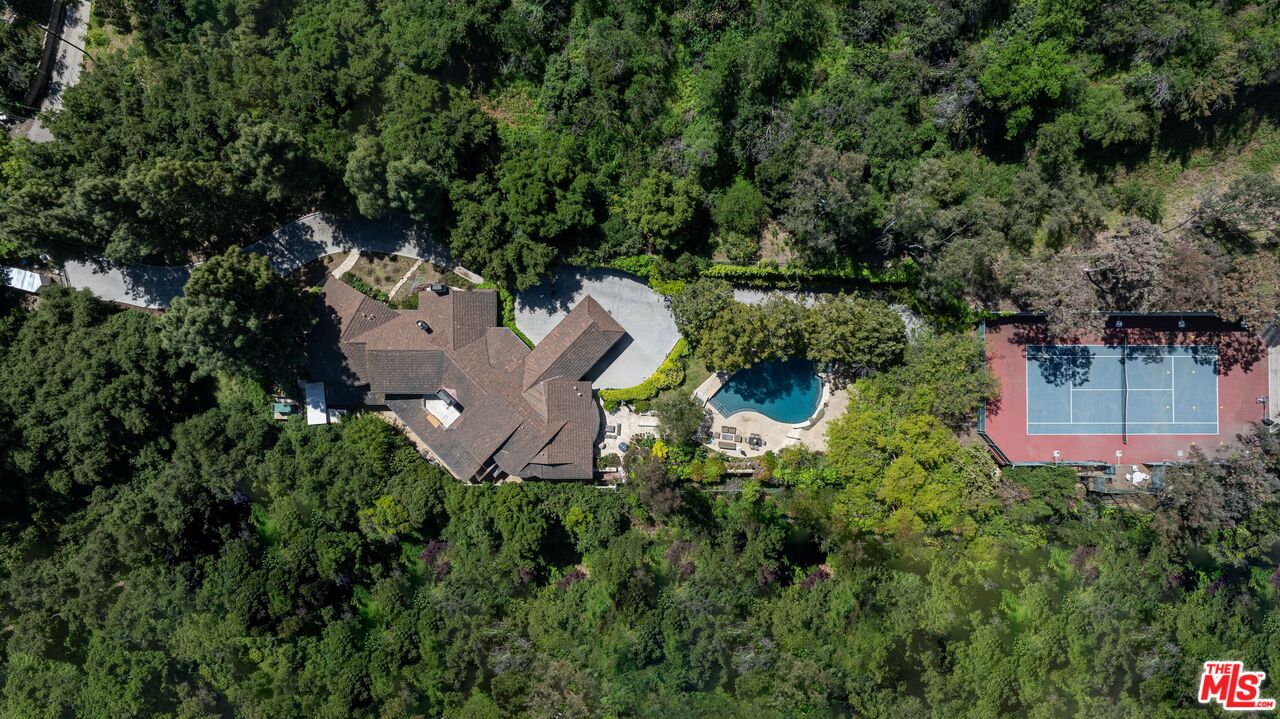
[341,272,390,303]
[600,339,689,408]
[607,255,656,278]
[602,255,918,295]
[699,260,918,287]
[478,282,534,348]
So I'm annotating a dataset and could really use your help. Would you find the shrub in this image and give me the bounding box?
[341,272,390,303]
[393,291,419,310]
[718,232,761,264]
[441,270,477,290]
[599,339,690,405]
[699,261,918,288]
[608,255,656,279]
[477,281,534,347]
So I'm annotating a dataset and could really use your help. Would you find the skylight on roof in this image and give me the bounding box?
[423,390,461,428]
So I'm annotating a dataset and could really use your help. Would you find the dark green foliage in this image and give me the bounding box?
[4,294,1280,716]
[0,15,41,103]
[0,286,201,495]
[160,248,315,382]
[652,392,708,448]
[4,0,1280,715]
[0,0,1275,324]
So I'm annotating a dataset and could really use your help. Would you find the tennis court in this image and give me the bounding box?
[1026,344,1219,435]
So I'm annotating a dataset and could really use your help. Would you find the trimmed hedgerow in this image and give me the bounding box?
[600,339,689,410]
[478,281,535,348]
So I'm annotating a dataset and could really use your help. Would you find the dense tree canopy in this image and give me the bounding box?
[3,290,1280,717]
[158,248,315,383]
[0,0,1275,311]
[4,0,1280,714]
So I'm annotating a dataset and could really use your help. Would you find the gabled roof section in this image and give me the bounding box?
[363,349,447,397]
[522,296,626,390]
[308,276,622,482]
[341,296,399,343]
[451,290,498,350]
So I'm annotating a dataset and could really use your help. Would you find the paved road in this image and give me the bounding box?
[62,213,453,309]
[27,0,91,143]
[515,268,680,390]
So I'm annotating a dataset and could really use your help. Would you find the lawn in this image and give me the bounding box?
[653,354,712,409]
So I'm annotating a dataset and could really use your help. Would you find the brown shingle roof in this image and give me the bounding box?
[451,290,497,349]
[363,349,447,397]
[307,277,623,481]
[522,296,626,390]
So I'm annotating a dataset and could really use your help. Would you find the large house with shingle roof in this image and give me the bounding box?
[306,277,626,481]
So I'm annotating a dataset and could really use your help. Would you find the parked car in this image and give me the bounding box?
[416,320,432,333]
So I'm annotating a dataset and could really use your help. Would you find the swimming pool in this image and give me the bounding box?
[708,358,822,424]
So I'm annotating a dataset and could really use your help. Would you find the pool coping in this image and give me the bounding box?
[693,368,830,429]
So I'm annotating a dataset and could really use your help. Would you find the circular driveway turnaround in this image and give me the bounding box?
[516,267,680,390]
[62,213,453,309]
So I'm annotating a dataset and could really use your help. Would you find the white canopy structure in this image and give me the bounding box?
[1,267,44,293]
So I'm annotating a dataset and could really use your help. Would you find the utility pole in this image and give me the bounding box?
[37,20,95,64]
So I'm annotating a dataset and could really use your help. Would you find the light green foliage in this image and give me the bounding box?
[825,371,999,538]
[359,495,413,542]
[803,294,906,373]
[860,330,1000,431]
[692,293,905,376]
[652,391,707,448]
[979,35,1083,138]
[599,338,688,406]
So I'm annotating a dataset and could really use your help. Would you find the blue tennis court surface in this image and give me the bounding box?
[1026,345,1218,435]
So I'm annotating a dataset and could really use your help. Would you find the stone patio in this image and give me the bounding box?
[598,404,661,457]
[692,372,849,457]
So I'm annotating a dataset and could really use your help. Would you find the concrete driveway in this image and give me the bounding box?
[516,267,679,390]
[62,213,458,309]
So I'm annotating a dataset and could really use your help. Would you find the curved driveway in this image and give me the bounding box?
[62,214,681,389]
[515,268,679,390]
[62,213,452,309]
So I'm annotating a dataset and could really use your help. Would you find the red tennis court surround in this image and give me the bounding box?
[982,316,1270,464]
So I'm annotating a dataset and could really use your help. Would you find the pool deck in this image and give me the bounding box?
[694,372,848,457]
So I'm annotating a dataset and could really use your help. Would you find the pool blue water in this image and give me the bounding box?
[709,358,821,424]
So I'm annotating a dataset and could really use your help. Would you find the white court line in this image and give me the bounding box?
[1070,387,1172,391]
[1026,343,1221,433]
[1029,417,1218,422]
